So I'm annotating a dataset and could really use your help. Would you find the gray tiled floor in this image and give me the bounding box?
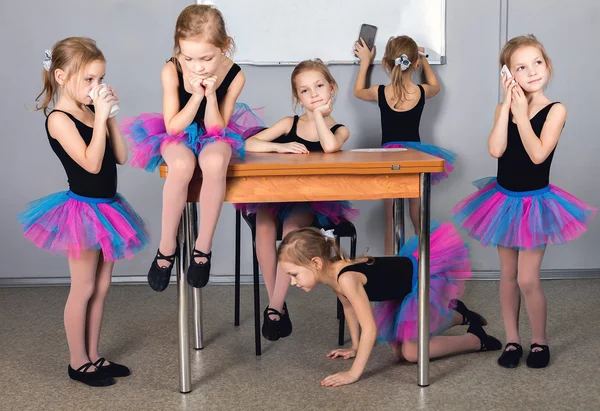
[1,280,599,411]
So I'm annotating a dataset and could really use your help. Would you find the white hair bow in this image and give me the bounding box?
[320,228,335,240]
[394,54,411,71]
[43,49,52,71]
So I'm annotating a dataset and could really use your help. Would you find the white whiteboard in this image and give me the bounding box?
[207,0,446,65]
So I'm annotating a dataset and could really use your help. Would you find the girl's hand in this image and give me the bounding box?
[321,370,360,387]
[354,38,376,65]
[326,347,357,360]
[501,72,518,108]
[187,73,206,98]
[93,86,118,121]
[277,142,309,154]
[510,84,529,122]
[314,98,333,117]
[202,75,218,97]
[104,86,119,121]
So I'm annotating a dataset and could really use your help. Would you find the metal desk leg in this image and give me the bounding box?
[187,203,204,350]
[177,210,191,393]
[417,173,431,387]
[392,198,406,255]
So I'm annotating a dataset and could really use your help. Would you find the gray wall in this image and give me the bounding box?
[2,0,599,282]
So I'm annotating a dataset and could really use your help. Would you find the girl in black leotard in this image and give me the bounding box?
[277,222,502,387]
[237,59,357,342]
[18,37,148,387]
[121,5,264,292]
[353,34,456,251]
[453,35,596,369]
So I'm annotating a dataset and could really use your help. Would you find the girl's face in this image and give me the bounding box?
[280,260,319,292]
[60,60,105,105]
[509,45,550,93]
[294,70,334,111]
[178,39,223,78]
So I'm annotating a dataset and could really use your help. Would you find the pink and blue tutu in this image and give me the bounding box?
[373,221,471,344]
[382,141,456,185]
[17,191,149,262]
[120,103,265,172]
[452,177,597,250]
[235,201,359,226]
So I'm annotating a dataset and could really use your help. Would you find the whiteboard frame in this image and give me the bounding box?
[229,0,447,66]
[198,0,447,65]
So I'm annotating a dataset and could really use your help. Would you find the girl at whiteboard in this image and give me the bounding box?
[353,35,455,252]
[453,35,596,369]
[121,4,264,291]
[236,59,358,341]
[277,222,501,387]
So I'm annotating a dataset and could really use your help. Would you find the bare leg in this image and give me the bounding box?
[400,333,481,362]
[65,250,101,370]
[255,208,278,300]
[518,248,547,350]
[194,142,232,262]
[498,246,521,347]
[269,211,314,314]
[86,253,114,364]
[158,143,196,266]
[408,198,420,236]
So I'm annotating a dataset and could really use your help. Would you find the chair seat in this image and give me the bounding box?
[241,211,356,240]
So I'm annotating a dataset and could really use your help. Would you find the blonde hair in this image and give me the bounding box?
[382,35,419,108]
[173,5,234,59]
[500,34,553,78]
[290,59,338,111]
[35,37,105,115]
[277,227,355,272]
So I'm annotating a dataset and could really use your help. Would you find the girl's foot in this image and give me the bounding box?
[278,302,292,338]
[93,357,131,378]
[148,246,179,292]
[187,249,212,288]
[497,342,523,368]
[68,362,115,387]
[526,344,550,368]
[453,299,488,326]
[262,306,282,341]
[467,324,502,352]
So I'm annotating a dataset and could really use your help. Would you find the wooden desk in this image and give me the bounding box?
[160,149,443,392]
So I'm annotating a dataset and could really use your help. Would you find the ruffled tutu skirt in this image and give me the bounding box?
[234,201,359,226]
[17,191,149,261]
[452,177,597,250]
[373,221,471,344]
[382,141,456,185]
[120,103,265,172]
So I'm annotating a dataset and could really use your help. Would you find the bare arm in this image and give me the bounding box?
[488,103,511,158]
[337,293,360,349]
[353,39,378,101]
[419,54,440,99]
[314,108,349,153]
[161,62,202,135]
[106,117,128,165]
[516,103,566,164]
[244,117,297,153]
[489,73,521,158]
[321,272,377,387]
[204,70,246,129]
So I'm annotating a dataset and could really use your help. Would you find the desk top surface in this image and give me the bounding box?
[160,148,444,177]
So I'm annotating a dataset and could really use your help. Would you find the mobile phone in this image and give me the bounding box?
[500,64,514,81]
[358,24,377,51]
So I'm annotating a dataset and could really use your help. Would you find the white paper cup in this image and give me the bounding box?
[89,85,120,117]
